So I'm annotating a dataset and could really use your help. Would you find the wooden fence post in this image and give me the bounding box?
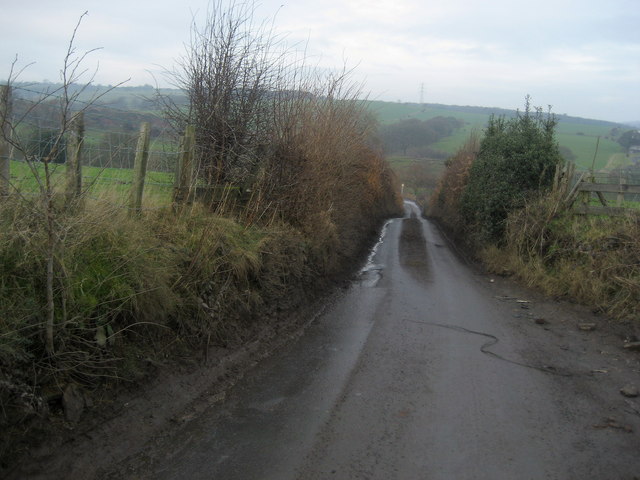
[173,124,195,207]
[128,122,151,214]
[617,172,625,207]
[0,85,11,196]
[65,111,84,202]
[579,173,592,207]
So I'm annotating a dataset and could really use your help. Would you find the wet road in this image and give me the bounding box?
[134,202,640,480]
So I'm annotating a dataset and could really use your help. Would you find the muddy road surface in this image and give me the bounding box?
[106,202,639,478]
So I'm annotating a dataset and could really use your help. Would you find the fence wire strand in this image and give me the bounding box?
[2,90,185,210]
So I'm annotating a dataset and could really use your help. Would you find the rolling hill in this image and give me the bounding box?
[9,82,633,172]
[367,100,629,172]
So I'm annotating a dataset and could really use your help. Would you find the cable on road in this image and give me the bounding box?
[406,319,578,377]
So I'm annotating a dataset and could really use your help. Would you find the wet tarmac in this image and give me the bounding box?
[126,201,640,480]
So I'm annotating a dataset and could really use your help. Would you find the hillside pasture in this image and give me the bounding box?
[8,160,175,206]
[370,101,627,172]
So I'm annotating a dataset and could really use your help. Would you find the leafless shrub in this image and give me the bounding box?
[158,0,293,186]
[159,0,402,255]
[1,13,129,357]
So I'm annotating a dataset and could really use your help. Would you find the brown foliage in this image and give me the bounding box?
[239,73,403,263]
[427,132,479,235]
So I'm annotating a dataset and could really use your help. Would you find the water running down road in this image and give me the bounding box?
[121,202,640,480]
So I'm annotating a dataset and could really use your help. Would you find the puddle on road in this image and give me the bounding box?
[357,219,392,287]
[399,215,431,283]
[358,263,385,287]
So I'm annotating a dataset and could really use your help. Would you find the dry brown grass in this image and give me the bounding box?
[247,73,403,262]
[482,196,640,320]
[427,132,479,237]
[428,126,639,320]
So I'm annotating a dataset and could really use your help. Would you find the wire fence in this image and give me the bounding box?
[1,85,185,210]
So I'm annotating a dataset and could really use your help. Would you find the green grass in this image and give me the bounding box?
[385,155,418,169]
[386,155,446,175]
[432,126,478,154]
[8,160,175,205]
[602,153,633,170]
[555,133,622,170]
[368,100,627,171]
[367,100,495,125]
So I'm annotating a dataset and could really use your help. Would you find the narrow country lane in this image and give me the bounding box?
[116,202,640,480]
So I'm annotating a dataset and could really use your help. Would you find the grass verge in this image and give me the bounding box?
[0,184,400,471]
[0,197,357,468]
[481,194,640,320]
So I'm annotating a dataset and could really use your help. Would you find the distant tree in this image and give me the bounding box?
[403,162,439,193]
[617,130,640,150]
[380,119,429,154]
[122,119,135,132]
[378,116,462,156]
[558,145,576,164]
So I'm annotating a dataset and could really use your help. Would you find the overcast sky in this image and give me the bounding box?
[2,0,638,122]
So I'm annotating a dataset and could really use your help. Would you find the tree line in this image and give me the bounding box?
[378,116,463,157]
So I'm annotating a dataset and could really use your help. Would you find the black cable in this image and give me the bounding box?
[406,319,579,377]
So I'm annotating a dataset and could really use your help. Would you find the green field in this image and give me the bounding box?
[8,160,175,205]
[10,84,634,201]
[367,100,500,125]
[368,100,629,172]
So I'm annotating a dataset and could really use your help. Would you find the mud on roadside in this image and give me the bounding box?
[4,276,354,479]
[2,215,394,480]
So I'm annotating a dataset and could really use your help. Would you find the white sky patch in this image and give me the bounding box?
[339,0,413,25]
[548,50,606,72]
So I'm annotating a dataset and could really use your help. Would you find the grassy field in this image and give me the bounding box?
[555,133,621,170]
[8,88,633,208]
[603,153,631,170]
[367,100,501,125]
[8,160,175,205]
[385,155,445,175]
[368,100,629,172]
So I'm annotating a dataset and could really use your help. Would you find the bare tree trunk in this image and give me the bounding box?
[65,111,84,203]
[45,221,55,355]
[44,159,56,355]
[2,14,127,357]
